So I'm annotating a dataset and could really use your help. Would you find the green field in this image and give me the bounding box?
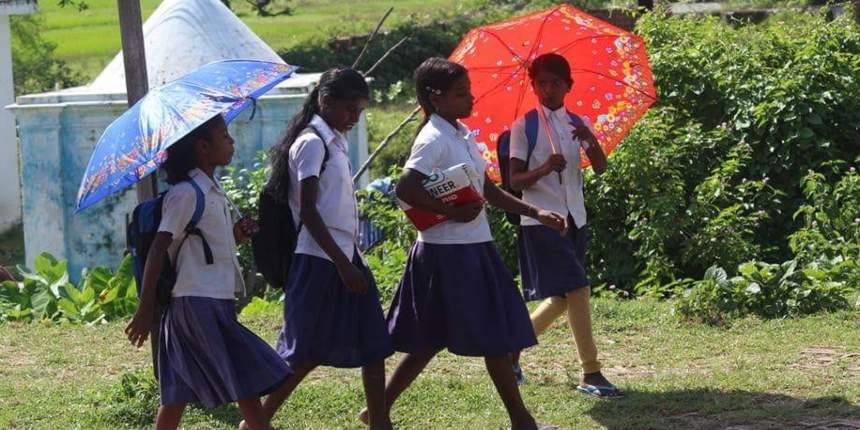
[34,0,463,80]
[1,298,858,429]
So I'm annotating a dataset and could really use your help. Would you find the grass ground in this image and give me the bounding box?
[1,298,858,429]
[34,0,462,80]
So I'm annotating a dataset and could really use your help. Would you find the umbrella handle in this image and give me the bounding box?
[535,106,563,184]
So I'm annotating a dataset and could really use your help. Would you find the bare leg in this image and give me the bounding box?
[359,348,440,425]
[154,403,186,430]
[485,354,537,430]
[237,396,270,430]
[240,362,318,430]
[362,359,392,429]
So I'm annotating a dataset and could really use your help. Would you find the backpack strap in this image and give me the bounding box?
[294,125,331,232]
[181,179,214,265]
[523,109,540,167]
[302,125,330,174]
[567,110,585,129]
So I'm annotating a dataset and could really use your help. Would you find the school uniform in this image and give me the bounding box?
[386,113,537,357]
[157,168,289,409]
[276,114,393,368]
[510,105,594,302]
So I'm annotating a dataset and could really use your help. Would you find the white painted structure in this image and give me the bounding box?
[6,0,368,277]
[0,0,36,234]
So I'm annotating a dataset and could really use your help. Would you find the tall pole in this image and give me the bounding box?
[117,0,156,202]
[854,0,860,26]
[117,0,161,375]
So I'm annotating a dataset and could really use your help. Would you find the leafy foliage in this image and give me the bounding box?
[0,253,138,324]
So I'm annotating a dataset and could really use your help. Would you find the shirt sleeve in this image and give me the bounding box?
[158,184,197,238]
[508,118,529,161]
[404,131,443,176]
[291,135,326,181]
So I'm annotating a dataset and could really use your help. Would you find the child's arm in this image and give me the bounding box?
[509,155,566,191]
[125,232,172,348]
[298,177,367,294]
[572,125,607,175]
[395,168,484,222]
[483,174,566,232]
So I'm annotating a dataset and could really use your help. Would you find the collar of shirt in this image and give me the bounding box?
[188,168,223,195]
[310,114,348,153]
[429,113,469,139]
[541,104,569,125]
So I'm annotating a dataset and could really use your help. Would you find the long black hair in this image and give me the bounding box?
[266,67,369,202]
[413,57,468,134]
[163,115,222,185]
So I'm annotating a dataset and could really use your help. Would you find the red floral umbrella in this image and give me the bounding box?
[449,4,656,182]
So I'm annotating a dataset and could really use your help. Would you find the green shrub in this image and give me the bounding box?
[0,253,138,324]
[584,9,860,294]
[676,260,853,324]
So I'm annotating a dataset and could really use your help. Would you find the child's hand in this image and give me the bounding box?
[233,217,259,245]
[542,154,567,174]
[447,200,484,223]
[536,210,566,233]
[125,310,153,348]
[337,262,368,294]
[571,123,596,143]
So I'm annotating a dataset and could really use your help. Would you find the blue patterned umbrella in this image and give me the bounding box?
[75,59,297,212]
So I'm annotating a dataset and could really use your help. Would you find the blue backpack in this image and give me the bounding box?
[497,108,585,224]
[126,179,213,305]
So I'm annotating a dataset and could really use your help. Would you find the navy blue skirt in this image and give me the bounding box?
[158,297,290,409]
[518,217,589,302]
[387,241,537,357]
[276,252,394,368]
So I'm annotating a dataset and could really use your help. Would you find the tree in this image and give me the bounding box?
[10,15,83,95]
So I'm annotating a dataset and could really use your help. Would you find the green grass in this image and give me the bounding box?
[34,0,463,80]
[2,298,859,429]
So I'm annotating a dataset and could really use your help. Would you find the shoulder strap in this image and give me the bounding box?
[524,109,540,165]
[179,179,214,265]
[303,125,330,174]
[185,179,206,229]
[567,110,585,128]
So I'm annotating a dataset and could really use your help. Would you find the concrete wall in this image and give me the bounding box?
[11,92,368,279]
[0,14,21,233]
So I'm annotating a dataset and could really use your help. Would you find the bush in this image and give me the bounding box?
[676,260,853,324]
[0,253,138,324]
[584,8,860,295]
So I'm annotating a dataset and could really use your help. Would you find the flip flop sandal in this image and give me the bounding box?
[576,383,624,398]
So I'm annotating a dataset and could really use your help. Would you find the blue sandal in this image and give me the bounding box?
[576,383,624,398]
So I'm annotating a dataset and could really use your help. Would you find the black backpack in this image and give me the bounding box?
[252,127,328,288]
[497,108,585,225]
[127,179,214,305]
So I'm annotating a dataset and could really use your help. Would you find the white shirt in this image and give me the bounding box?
[288,115,359,262]
[510,105,593,228]
[159,168,244,299]
[404,114,493,244]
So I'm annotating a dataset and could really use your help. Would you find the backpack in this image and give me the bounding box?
[497,108,585,225]
[252,126,328,288]
[127,179,213,305]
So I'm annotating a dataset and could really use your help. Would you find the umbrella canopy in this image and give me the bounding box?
[450,4,656,181]
[75,59,296,212]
